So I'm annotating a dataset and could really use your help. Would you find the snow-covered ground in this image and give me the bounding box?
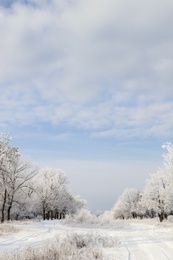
[0,219,173,259]
[115,221,173,259]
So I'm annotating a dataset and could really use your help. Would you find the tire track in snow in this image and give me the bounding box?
[123,242,131,260]
[115,223,173,260]
[0,225,67,253]
[161,249,170,260]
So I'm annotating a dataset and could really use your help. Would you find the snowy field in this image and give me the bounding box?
[0,219,173,259]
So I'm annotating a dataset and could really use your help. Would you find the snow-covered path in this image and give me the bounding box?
[0,220,173,259]
[116,223,173,260]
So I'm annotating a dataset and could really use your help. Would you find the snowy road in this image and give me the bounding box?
[115,223,173,260]
[0,220,173,259]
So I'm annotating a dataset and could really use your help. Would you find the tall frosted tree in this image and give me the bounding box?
[0,134,19,222]
[0,133,36,222]
[142,143,173,222]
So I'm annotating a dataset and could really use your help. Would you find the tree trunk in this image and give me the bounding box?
[7,205,12,221]
[51,210,53,220]
[43,206,46,220]
[46,211,50,220]
[7,196,13,221]
[159,212,164,222]
[1,189,7,223]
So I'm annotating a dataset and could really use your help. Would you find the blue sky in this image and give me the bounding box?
[0,0,173,211]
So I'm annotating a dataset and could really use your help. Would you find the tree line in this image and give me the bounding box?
[113,142,173,222]
[0,133,85,223]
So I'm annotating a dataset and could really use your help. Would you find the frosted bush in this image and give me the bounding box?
[167,215,173,222]
[0,224,19,235]
[64,232,119,249]
[0,231,121,260]
[1,244,102,260]
[64,209,128,229]
[75,209,94,223]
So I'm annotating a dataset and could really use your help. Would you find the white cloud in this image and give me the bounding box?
[0,0,173,138]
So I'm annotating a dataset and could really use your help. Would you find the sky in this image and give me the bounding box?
[0,0,173,211]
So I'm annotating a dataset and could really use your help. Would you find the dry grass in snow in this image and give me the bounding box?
[0,224,19,235]
[0,232,120,260]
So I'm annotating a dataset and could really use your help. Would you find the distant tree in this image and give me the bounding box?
[135,193,149,219]
[35,168,67,220]
[113,188,140,219]
[34,168,86,220]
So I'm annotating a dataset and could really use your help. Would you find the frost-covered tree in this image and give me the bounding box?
[0,133,20,222]
[0,133,36,222]
[34,168,66,219]
[141,143,173,222]
[135,193,149,219]
[6,159,37,220]
[34,168,84,220]
[142,172,168,221]
[113,188,140,219]
[162,142,173,173]
[0,133,86,221]
[70,195,87,214]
